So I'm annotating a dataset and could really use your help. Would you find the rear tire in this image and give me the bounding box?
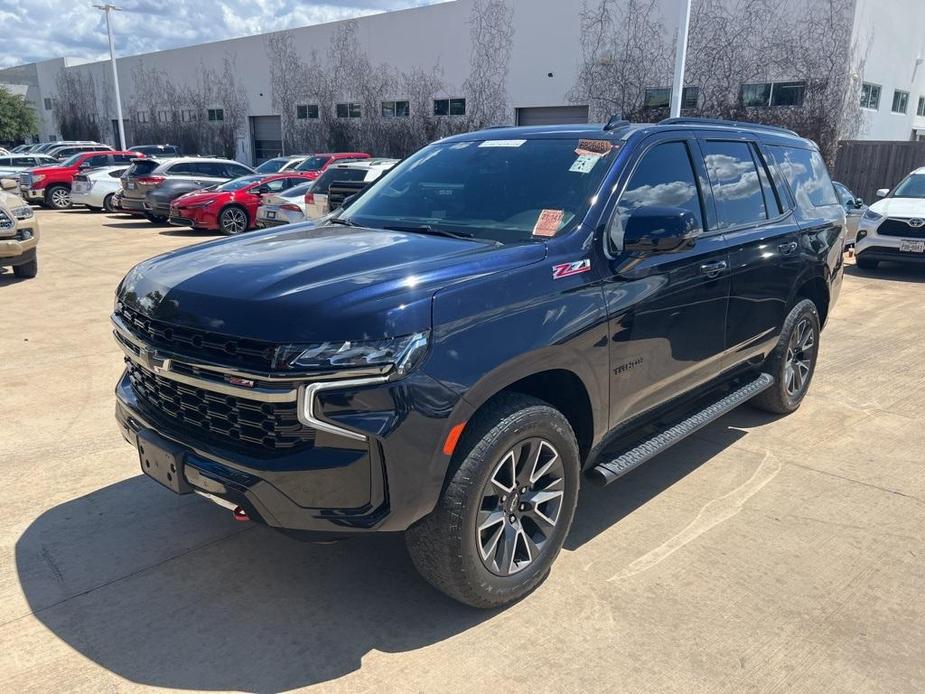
[45,185,70,210]
[751,299,820,415]
[856,255,879,270]
[405,393,580,608]
[103,194,115,213]
[13,256,37,279]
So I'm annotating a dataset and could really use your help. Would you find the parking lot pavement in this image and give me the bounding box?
[1,208,923,693]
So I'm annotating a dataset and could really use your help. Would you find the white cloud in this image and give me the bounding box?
[0,0,451,68]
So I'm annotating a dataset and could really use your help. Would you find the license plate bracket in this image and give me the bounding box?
[137,429,193,494]
[266,210,276,219]
[900,240,925,253]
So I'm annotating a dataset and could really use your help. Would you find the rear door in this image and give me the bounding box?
[601,134,731,427]
[708,136,804,368]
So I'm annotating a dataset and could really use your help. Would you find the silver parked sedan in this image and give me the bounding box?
[255,180,314,227]
[833,181,866,248]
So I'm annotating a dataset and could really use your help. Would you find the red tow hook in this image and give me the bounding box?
[233,506,250,522]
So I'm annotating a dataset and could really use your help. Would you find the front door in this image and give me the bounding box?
[600,137,731,429]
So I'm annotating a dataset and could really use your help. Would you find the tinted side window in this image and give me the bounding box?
[616,140,704,233]
[751,145,783,217]
[113,154,136,164]
[767,145,839,210]
[226,164,253,178]
[192,162,226,177]
[167,162,196,175]
[85,154,110,168]
[0,158,9,166]
[701,140,767,228]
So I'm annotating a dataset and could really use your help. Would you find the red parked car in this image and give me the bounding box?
[19,150,143,209]
[291,151,371,180]
[168,173,308,235]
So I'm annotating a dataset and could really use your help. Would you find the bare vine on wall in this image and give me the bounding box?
[570,0,865,163]
[463,0,515,128]
[54,70,104,141]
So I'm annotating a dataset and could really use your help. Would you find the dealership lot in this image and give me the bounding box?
[1,209,924,692]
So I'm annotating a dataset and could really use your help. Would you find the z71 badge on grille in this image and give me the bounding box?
[225,375,256,388]
[552,259,591,279]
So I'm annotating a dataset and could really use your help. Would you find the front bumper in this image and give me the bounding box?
[169,205,218,230]
[20,188,44,202]
[856,227,925,264]
[0,226,38,261]
[113,346,465,535]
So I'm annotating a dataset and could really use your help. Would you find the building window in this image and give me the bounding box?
[381,100,410,118]
[643,86,699,109]
[207,108,224,122]
[134,111,149,124]
[860,83,881,110]
[157,110,171,123]
[918,96,925,117]
[180,109,198,122]
[43,98,52,111]
[297,104,319,120]
[892,90,910,114]
[741,81,805,108]
[336,102,362,118]
[434,98,466,116]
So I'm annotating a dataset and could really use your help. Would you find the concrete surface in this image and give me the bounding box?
[0,208,923,694]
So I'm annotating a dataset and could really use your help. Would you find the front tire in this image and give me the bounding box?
[219,206,249,235]
[45,185,71,210]
[13,256,37,279]
[144,211,166,224]
[751,299,820,415]
[406,394,580,608]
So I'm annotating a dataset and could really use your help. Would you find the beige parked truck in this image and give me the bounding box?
[0,178,39,279]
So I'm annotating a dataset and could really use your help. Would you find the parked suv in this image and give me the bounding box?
[0,154,59,177]
[0,179,39,278]
[128,144,182,158]
[121,157,254,223]
[113,118,844,607]
[47,143,113,161]
[855,167,925,269]
[19,150,142,209]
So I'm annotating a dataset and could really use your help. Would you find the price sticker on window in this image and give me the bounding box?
[533,209,564,237]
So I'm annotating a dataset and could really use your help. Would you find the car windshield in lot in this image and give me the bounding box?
[256,158,288,173]
[216,175,265,192]
[892,174,925,199]
[59,154,85,167]
[342,138,618,243]
[295,156,330,172]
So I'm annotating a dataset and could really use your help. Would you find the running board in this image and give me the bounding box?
[588,373,775,487]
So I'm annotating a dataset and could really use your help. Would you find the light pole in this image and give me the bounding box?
[669,0,693,118]
[94,4,126,149]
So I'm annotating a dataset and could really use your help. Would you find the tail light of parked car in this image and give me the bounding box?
[304,192,314,204]
[137,175,166,186]
[280,204,302,213]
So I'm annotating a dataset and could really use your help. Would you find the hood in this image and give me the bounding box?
[0,189,25,210]
[25,164,69,176]
[118,224,545,344]
[869,197,925,218]
[175,189,222,206]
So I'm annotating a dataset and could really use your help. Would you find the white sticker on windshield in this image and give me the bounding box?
[479,139,527,148]
[569,154,600,174]
[449,142,472,149]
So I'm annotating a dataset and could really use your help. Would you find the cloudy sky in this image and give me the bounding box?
[0,0,450,68]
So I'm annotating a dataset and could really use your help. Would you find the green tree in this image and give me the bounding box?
[0,88,38,143]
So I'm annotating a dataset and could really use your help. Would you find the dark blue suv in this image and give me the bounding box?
[113,117,845,607]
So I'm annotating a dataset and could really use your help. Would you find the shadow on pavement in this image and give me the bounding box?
[845,262,925,283]
[17,412,753,690]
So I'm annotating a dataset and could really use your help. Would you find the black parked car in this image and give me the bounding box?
[112,118,845,607]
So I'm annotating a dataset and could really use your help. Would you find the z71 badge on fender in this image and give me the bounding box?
[552,259,591,279]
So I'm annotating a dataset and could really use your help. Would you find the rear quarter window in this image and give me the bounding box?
[767,145,839,211]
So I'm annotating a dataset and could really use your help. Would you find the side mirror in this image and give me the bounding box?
[854,197,864,208]
[876,188,890,198]
[1,178,17,191]
[621,206,701,254]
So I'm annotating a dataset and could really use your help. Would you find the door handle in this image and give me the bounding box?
[700,260,728,277]
[779,241,798,255]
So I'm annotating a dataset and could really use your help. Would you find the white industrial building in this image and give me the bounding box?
[1,0,923,164]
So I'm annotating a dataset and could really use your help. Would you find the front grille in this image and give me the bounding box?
[19,172,30,188]
[117,304,277,371]
[878,218,925,239]
[126,358,314,452]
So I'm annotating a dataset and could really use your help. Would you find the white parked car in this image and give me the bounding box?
[0,153,59,178]
[255,155,311,174]
[855,167,925,270]
[304,158,399,220]
[255,180,315,227]
[71,165,128,212]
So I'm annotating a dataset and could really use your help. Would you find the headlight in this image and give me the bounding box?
[31,174,45,185]
[183,198,216,208]
[11,205,33,220]
[273,331,429,376]
[862,208,883,222]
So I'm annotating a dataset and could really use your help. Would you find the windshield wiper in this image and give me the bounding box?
[382,224,477,240]
[328,216,359,227]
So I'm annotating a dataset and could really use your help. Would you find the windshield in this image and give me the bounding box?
[256,158,286,173]
[343,138,618,243]
[295,155,330,172]
[217,175,265,192]
[892,174,925,199]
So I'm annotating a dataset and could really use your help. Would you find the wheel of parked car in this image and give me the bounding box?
[751,299,820,415]
[13,256,37,279]
[45,185,70,210]
[103,194,115,213]
[855,256,879,271]
[219,206,248,235]
[406,393,580,608]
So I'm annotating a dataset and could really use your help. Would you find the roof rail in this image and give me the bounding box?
[603,114,631,131]
[658,117,799,137]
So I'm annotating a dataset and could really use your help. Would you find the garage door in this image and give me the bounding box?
[250,115,282,163]
[516,106,590,126]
